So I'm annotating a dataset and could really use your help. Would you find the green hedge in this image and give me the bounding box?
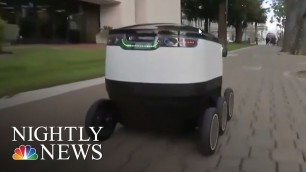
[4,24,19,42]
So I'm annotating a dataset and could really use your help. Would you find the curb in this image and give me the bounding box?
[229,45,258,53]
[0,77,105,110]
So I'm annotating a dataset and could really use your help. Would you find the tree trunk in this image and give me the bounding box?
[14,3,21,26]
[290,0,306,54]
[283,0,306,54]
[235,23,243,43]
[290,17,304,54]
[33,2,40,39]
[283,0,298,51]
[204,17,209,33]
[218,1,227,49]
[300,17,306,54]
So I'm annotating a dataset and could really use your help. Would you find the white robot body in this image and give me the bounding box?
[104,23,224,128]
[106,39,222,84]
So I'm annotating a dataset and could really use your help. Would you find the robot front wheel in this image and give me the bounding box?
[198,107,220,155]
[85,99,117,141]
[198,88,234,155]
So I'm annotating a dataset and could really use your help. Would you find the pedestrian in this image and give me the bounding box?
[266,36,270,45]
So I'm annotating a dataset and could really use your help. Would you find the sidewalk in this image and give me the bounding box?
[221,45,306,172]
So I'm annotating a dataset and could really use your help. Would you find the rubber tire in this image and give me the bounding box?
[85,99,117,141]
[224,88,234,120]
[198,108,220,155]
[217,97,227,135]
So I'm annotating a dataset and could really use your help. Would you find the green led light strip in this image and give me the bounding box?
[121,39,158,49]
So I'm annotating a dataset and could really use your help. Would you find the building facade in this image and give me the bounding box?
[95,0,181,29]
[0,0,181,43]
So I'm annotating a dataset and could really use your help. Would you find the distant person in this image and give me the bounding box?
[270,36,276,46]
[266,37,270,45]
[266,33,277,46]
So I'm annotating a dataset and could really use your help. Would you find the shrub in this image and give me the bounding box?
[97,26,112,41]
[0,18,6,52]
[96,25,113,44]
[4,24,20,42]
[102,25,113,31]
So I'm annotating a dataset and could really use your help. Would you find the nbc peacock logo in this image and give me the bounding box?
[12,145,38,160]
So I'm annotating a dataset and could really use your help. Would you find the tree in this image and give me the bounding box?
[182,0,201,25]
[273,0,306,55]
[227,0,267,43]
[227,0,247,43]
[182,0,266,44]
[271,0,285,46]
[182,0,220,32]
[0,18,6,52]
[218,0,227,47]
[271,0,286,23]
[249,0,267,44]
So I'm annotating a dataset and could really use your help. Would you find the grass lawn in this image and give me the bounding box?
[0,46,105,97]
[228,43,253,51]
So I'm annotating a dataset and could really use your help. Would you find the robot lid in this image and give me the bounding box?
[107,23,220,51]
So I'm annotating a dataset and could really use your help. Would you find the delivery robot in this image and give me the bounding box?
[85,23,234,155]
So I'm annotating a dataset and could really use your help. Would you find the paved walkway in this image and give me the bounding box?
[0,45,306,172]
[222,46,306,172]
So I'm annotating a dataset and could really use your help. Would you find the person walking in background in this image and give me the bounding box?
[266,33,277,46]
[266,36,270,45]
[270,36,276,46]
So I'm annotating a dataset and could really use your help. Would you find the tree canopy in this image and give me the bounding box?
[182,0,267,42]
[181,0,219,23]
[182,0,267,25]
[271,0,286,23]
